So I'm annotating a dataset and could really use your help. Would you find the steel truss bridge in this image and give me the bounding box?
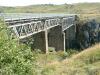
[1,13,77,53]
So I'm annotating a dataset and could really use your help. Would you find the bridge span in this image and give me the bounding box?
[2,13,77,53]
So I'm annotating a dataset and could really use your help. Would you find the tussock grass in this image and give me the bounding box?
[41,44,100,75]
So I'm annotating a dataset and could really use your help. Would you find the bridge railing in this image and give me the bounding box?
[7,18,61,39]
[62,16,75,31]
[5,16,76,39]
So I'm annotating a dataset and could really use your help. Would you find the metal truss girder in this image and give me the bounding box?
[6,16,76,39]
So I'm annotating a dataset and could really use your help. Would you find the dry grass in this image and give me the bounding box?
[78,14,100,21]
[41,44,100,75]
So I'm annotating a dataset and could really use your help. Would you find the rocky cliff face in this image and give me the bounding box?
[75,19,100,50]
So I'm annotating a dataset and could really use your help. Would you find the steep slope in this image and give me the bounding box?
[41,44,100,75]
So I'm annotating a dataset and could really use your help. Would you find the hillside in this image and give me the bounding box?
[41,44,100,75]
[0,3,100,14]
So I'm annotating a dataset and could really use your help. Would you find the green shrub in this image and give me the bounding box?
[66,49,79,57]
[0,19,37,75]
[57,50,79,60]
[57,51,69,59]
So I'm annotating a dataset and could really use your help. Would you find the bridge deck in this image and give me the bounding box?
[0,13,76,39]
[0,13,76,20]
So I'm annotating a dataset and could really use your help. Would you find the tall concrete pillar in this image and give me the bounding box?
[32,31,46,52]
[63,32,66,52]
[45,29,49,54]
[32,30,49,53]
[48,26,64,51]
[65,28,70,49]
[65,25,76,49]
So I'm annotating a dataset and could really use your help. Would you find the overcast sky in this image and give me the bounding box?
[0,0,100,6]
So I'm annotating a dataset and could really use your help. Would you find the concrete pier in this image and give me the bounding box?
[48,26,64,51]
[65,25,76,49]
[32,25,76,53]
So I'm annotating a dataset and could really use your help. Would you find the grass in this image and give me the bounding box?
[34,49,79,75]
[40,44,100,75]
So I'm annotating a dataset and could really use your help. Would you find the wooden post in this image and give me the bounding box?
[63,32,66,53]
[45,29,49,54]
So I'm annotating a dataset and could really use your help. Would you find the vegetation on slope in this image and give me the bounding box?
[41,44,100,75]
[0,19,37,75]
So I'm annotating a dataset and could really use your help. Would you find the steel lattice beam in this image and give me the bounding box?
[5,16,76,39]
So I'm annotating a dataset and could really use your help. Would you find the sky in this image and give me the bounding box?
[0,0,100,7]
